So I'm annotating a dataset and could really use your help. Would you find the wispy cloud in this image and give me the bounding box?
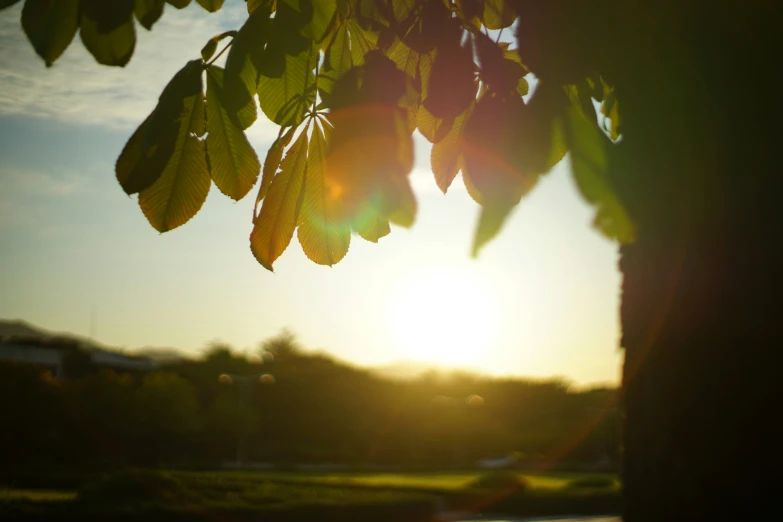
[0,165,86,196]
[0,3,278,143]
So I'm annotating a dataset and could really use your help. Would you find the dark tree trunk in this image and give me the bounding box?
[607,3,783,520]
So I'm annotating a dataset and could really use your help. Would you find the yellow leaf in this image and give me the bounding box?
[205,67,261,201]
[139,63,210,232]
[297,122,351,266]
[250,127,310,270]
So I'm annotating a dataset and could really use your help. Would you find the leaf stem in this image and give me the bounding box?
[206,40,233,67]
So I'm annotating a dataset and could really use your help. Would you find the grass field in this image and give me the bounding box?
[1,470,620,521]
[180,470,620,492]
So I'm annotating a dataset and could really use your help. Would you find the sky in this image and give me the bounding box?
[0,2,623,386]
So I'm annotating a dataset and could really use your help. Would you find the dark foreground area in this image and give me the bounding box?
[1,469,620,521]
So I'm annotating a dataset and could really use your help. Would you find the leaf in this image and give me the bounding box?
[80,9,135,67]
[246,0,267,14]
[472,202,515,258]
[166,0,191,8]
[463,95,533,206]
[200,30,236,63]
[474,31,525,95]
[483,0,515,30]
[256,127,296,219]
[81,0,134,33]
[138,62,210,233]
[299,0,337,42]
[431,103,472,193]
[205,67,261,201]
[297,122,351,266]
[417,104,452,144]
[257,44,317,127]
[566,106,634,242]
[386,38,420,80]
[21,0,79,67]
[601,90,622,141]
[0,0,21,10]
[134,0,165,31]
[223,6,270,128]
[116,62,204,195]
[196,0,225,12]
[353,206,390,243]
[423,40,476,120]
[250,128,310,270]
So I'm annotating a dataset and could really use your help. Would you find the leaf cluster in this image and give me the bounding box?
[2,0,635,269]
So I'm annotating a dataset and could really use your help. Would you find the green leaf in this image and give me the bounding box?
[299,0,337,42]
[116,115,169,195]
[257,44,317,127]
[205,67,261,201]
[21,0,79,67]
[431,103,472,193]
[80,10,135,67]
[117,61,205,195]
[138,62,210,233]
[134,0,165,30]
[297,121,351,266]
[166,0,191,8]
[201,30,236,63]
[223,6,270,128]
[483,0,515,30]
[352,206,390,243]
[565,106,634,243]
[246,0,267,14]
[472,202,515,258]
[417,104,452,144]
[250,128,310,271]
[255,127,296,219]
[196,0,224,12]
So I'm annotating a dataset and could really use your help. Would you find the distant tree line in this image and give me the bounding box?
[0,332,618,473]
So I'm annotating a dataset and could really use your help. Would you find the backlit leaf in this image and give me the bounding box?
[431,103,472,193]
[205,67,261,201]
[257,44,317,126]
[224,6,270,128]
[298,122,351,266]
[255,127,296,219]
[134,0,165,30]
[166,0,191,8]
[353,206,390,243]
[201,30,236,63]
[79,10,135,67]
[483,0,515,30]
[251,128,310,270]
[472,202,515,257]
[117,61,205,195]
[138,62,210,232]
[566,106,634,242]
[21,0,79,67]
[196,0,225,12]
[299,0,337,42]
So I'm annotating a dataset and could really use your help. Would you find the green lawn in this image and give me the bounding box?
[179,470,619,492]
[1,470,620,521]
[0,489,77,502]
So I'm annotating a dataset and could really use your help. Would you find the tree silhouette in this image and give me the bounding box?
[2,1,780,520]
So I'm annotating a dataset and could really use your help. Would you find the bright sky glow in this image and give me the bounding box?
[0,3,622,385]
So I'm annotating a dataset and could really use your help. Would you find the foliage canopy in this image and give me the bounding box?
[3,0,634,269]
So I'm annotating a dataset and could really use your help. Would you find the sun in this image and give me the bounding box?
[389,270,496,366]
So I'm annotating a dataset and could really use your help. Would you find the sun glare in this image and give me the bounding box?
[390,271,496,366]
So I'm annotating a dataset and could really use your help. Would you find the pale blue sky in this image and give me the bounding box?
[0,3,622,385]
